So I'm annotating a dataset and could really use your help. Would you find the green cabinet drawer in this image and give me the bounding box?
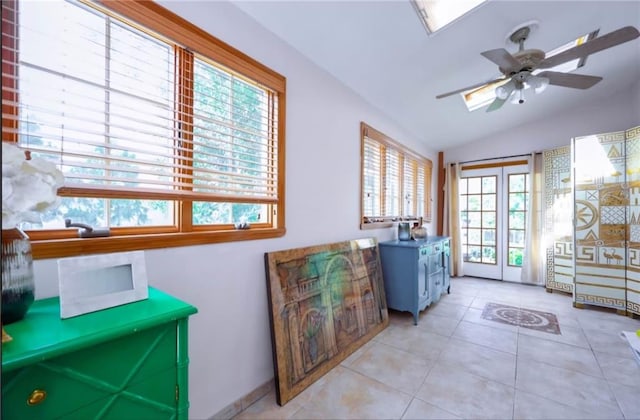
[2,323,177,419]
[2,287,197,420]
[63,368,179,419]
[3,364,110,419]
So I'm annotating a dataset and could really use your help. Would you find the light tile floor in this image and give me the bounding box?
[235,277,640,419]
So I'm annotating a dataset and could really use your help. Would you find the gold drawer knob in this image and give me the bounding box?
[27,389,47,406]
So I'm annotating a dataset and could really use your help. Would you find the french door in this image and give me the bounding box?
[459,162,530,281]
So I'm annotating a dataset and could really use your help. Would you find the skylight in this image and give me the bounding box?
[412,0,486,34]
[463,30,599,111]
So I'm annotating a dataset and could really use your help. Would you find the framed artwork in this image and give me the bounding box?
[264,238,389,405]
[58,251,149,319]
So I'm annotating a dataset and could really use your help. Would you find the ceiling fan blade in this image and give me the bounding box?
[539,26,640,69]
[481,48,521,73]
[436,77,506,99]
[537,71,603,89]
[486,97,507,112]
[486,79,515,112]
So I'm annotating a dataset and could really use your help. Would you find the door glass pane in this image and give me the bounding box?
[509,174,525,191]
[467,245,481,262]
[459,178,468,194]
[483,229,496,245]
[509,192,526,211]
[482,194,496,210]
[509,229,525,247]
[507,173,528,267]
[468,211,481,227]
[508,248,523,266]
[482,212,496,228]
[482,246,496,264]
[482,176,496,193]
[468,195,481,211]
[468,228,481,244]
[468,178,481,193]
[509,212,525,229]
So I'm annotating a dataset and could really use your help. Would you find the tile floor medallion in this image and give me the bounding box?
[481,302,561,334]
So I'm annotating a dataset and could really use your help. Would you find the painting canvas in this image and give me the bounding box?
[264,238,389,405]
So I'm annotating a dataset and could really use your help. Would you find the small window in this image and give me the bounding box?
[2,0,286,258]
[412,0,486,35]
[360,122,432,228]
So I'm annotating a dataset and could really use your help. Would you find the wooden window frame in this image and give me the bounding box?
[360,122,432,229]
[2,0,286,259]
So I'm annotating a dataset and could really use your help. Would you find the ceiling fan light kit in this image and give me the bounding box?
[435,22,640,112]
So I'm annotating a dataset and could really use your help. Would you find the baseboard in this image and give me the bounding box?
[209,379,274,420]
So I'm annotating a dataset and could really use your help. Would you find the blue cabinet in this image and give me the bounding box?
[379,236,451,325]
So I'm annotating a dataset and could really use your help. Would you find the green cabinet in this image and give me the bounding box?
[2,287,197,419]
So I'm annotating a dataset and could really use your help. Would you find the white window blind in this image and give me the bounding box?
[417,165,426,217]
[403,157,416,217]
[3,0,278,205]
[361,122,432,225]
[363,138,381,217]
[384,148,401,217]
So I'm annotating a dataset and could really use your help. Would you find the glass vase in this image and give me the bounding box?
[398,222,411,241]
[1,228,35,325]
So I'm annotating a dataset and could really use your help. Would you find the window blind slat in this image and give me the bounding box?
[3,0,280,205]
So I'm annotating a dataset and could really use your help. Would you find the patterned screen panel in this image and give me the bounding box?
[543,146,574,293]
[573,131,626,311]
[626,126,640,316]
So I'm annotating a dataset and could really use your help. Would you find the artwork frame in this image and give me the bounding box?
[264,238,389,405]
[58,250,149,319]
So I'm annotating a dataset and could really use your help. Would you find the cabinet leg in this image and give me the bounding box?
[447,286,450,294]
[413,313,418,326]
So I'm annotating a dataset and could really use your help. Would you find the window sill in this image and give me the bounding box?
[31,228,286,260]
[360,222,394,230]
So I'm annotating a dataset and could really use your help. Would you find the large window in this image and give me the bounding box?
[360,122,432,228]
[2,0,286,258]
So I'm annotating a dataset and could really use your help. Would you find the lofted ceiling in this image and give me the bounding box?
[232,1,640,150]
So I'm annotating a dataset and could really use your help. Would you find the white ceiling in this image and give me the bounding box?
[232,1,640,150]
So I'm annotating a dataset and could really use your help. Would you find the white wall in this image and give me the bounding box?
[632,80,640,121]
[32,2,438,418]
[444,86,640,163]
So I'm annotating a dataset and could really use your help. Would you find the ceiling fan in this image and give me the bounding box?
[435,24,640,112]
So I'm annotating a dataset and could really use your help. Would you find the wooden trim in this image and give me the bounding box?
[461,160,528,171]
[437,151,444,236]
[97,0,285,92]
[1,0,18,143]
[424,158,433,222]
[32,228,286,260]
[275,89,286,229]
[361,122,430,164]
[177,48,194,232]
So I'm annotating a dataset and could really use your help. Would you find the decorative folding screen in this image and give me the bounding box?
[572,126,640,316]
